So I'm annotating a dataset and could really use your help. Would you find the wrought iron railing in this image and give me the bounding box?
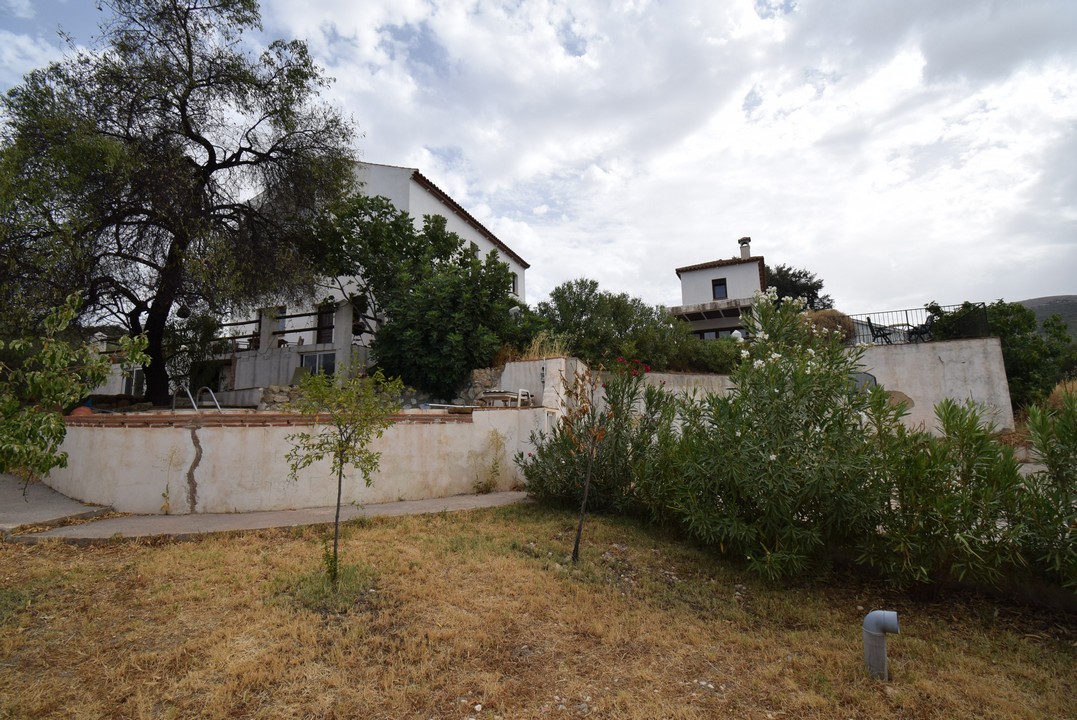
[846,303,989,346]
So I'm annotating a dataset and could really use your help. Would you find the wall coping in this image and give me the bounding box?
[63,411,475,429]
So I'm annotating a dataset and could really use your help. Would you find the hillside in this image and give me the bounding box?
[1017,295,1077,337]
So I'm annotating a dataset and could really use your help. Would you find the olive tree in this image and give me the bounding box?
[0,0,355,405]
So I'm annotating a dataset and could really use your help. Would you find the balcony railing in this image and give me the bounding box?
[846,303,989,346]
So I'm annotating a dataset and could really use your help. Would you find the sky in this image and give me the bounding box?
[2,0,1076,313]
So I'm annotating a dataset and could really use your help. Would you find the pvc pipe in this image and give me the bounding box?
[863,610,900,680]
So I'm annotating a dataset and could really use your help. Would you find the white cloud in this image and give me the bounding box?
[5,0,1077,310]
[0,30,62,86]
[1,0,33,20]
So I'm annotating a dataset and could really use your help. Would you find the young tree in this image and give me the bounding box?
[765,263,834,310]
[0,293,147,489]
[286,365,404,586]
[0,0,355,405]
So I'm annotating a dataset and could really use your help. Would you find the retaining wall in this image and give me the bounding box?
[47,408,552,514]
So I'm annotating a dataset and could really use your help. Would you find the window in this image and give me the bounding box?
[316,303,335,344]
[711,278,728,300]
[510,272,518,296]
[123,367,145,397]
[300,351,336,376]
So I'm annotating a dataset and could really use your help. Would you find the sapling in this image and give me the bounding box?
[286,363,403,586]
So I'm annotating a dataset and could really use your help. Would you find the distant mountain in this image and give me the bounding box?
[1017,295,1077,337]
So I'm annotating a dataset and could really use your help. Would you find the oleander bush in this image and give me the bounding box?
[519,289,1077,592]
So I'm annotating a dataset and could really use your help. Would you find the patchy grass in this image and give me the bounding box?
[1,504,1074,719]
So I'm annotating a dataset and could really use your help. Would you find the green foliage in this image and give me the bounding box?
[1021,391,1077,587]
[323,195,519,399]
[373,241,516,399]
[319,194,461,322]
[0,0,355,405]
[929,300,1073,409]
[0,293,147,486]
[536,278,738,373]
[520,289,1077,591]
[519,358,683,523]
[287,364,404,584]
[669,290,882,579]
[859,400,1026,588]
[765,263,834,310]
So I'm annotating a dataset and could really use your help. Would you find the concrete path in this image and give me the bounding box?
[0,473,113,538]
[1,474,528,545]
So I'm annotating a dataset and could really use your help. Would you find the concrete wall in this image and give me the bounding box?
[630,338,1013,433]
[47,408,550,514]
[860,337,1013,432]
[679,261,762,305]
[644,371,735,397]
[498,357,587,409]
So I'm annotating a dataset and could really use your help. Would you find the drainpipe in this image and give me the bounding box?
[863,610,899,680]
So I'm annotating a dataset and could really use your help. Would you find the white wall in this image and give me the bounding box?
[47,408,549,514]
[357,162,527,301]
[860,338,1014,432]
[679,260,763,305]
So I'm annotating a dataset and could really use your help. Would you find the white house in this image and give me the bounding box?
[97,162,529,404]
[669,237,765,339]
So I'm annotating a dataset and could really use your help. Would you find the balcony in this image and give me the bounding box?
[846,303,989,346]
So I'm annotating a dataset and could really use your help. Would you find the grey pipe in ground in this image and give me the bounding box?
[863,609,900,680]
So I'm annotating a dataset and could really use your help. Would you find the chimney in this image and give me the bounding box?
[738,236,752,259]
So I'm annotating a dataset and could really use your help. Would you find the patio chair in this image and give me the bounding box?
[866,317,892,344]
[907,315,934,343]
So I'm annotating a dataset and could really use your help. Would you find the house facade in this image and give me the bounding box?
[669,237,766,339]
[97,162,529,404]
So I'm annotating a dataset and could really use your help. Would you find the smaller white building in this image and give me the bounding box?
[670,237,765,339]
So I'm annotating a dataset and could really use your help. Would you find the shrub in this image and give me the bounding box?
[1020,391,1077,587]
[521,289,1077,592]
[859,399,1026,588]
[667,290,888,579]
[517,358,680,519]
[803,309,855,344]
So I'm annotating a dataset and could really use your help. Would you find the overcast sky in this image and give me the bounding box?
[3,0,1075,312]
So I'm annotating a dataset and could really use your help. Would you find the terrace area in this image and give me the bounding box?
[846,302,989,346]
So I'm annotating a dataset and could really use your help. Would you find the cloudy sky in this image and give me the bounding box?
[2,0,1075,312]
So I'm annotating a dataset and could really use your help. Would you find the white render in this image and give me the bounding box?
[677,260,764,306]
[670,239,765,338]
[356,162,528,300]
[46,408,546,514]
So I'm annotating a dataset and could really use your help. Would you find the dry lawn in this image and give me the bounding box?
[1,504,1074,719]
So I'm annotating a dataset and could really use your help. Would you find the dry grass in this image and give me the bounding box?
[1046,379,1076,410]
[1,504,1074,719]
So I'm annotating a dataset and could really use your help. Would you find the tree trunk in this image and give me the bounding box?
[332,463,343,587]
[572,443,596,565]
[143,238,187,406]
[143,313,172,406]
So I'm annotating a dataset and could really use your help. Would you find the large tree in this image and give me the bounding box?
[320,194,519,400]
[535,278,737,373]
[765,263,834,310]
[0,0,355,404]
